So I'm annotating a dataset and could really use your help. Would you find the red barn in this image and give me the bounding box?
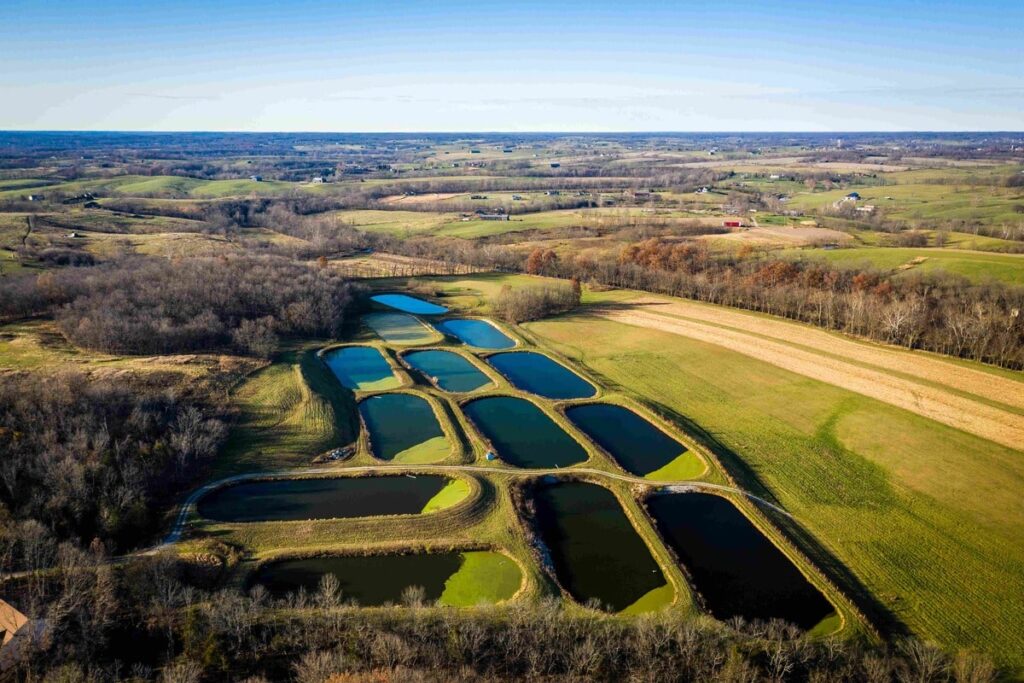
[723,219,743,228]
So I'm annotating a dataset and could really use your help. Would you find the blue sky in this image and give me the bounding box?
[1,0,1021,131]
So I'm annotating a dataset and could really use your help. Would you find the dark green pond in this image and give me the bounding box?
[403,350,491,392]
[435,318,515,349]
[646,493,834,629]
[463,397,587,468]
[486,352,595,400]
[533,481,668,612]
[322,346,397,391]
[359,393,448,462]
[566,404,687,477]
[196,475,450,522]
[253,553,462,604]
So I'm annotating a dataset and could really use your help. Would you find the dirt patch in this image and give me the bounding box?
[378,192,462,205]
[705,225,852,246]
[594,299,1024,450]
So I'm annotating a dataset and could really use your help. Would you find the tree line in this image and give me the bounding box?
[0,255,361,357]
[0,373,225,556]
[492,280,582,324]
[389,238,1024,368]
[0,552,1000,682]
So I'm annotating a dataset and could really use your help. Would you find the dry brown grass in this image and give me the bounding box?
[378,192,462,204]
[330,253,485,278]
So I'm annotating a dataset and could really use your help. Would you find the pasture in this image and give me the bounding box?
[521,294,1024,666]
[786,246,1024,284]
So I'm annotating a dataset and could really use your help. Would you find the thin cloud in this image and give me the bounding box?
[126,92,222,102]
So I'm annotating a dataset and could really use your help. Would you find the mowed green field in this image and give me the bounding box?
[333,207,717,240]
[218,346,360,475]
[521,309,1024,668]
[787,247,1024,284]
[786,181,1024,227]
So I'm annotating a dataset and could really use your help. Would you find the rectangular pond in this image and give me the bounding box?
[533,481,671,613]
[435,318,515,349]
[252,550,521,607]
[196,475,462,522]
[359,393,449,463]
[371,293,448,315]
[462,396,587,468]
[403,350,492,392]
[364,312,437,345]
[322,346,399,391]
[646,492,835,630]
[566,404,702,479]
[485,351,595,400]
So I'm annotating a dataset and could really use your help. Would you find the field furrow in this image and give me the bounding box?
[595,305,1024,450]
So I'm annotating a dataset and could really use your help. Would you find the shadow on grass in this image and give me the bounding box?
[573,360,909,639]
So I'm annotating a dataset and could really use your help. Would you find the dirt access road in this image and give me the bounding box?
[593,297,1024,450]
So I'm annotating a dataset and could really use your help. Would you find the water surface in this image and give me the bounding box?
[364,312,436,345]
[646,493,834,629]
[371,293,448,315]
[253,553,461,604]
[322,346,398,391]
[404,350,491,392]
[486,352,595,399]
[360,393,449,462]
[435,318,515,349]
[463,397,587,468]
[566,404,697,479]
[253,551,520,606]
[196,475,450,522]
[533,481,669,612]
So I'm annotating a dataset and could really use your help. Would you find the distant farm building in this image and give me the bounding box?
[311,176,325,184]
[723,219,743,228]
[845,192,861,201]
[478,214,510,221]
[249,175,262,182]
[544,190,561,196]
[550,162,561,168]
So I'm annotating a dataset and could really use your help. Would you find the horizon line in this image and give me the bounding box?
[2,129,1024,136]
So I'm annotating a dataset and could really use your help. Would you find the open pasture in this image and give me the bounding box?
[523,294,1024,665]
[787,246,1024,284]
